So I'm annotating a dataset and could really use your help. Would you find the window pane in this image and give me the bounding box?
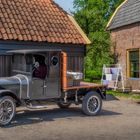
[130,71,139,78]
[129,50,139,78]
[130,62,139,71]
[130,51,139,60]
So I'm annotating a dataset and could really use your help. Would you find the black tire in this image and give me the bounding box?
[0,96,16,126]
[82,92,102,116]
[57,102,71,109]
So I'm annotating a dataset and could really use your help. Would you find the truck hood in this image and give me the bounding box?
[0,77,20,86]
[0,75,30,86]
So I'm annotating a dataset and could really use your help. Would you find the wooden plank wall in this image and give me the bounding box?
[68,56,84,72]
[0,40,86,77]
[0,55,12,77]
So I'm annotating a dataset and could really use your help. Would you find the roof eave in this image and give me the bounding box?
[68,14,91,45]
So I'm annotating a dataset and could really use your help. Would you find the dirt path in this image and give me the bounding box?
[0,96,140,140]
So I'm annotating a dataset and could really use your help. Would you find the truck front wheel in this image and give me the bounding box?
[0,96,16,126]
[82,92,102,116]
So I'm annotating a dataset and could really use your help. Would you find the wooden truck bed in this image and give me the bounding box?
[63,82,107,91]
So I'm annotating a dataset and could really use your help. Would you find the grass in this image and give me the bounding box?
[107,90,140,102]
[84,78,101,84]
[84,78,140,102]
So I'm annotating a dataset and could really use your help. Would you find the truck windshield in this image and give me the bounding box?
[12,63,31,72]
[12,54,32,75]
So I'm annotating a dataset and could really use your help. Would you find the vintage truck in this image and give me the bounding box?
[0,49,106,126]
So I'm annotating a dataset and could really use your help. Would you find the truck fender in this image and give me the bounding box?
[0,90,21,105]
[85,88,106,99]
[96,88,106,99]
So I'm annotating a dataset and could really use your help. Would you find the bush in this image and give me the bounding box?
[85,69,102,82]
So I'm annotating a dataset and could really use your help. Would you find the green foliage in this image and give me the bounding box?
[73,0,124,79]
[86,69,102,81]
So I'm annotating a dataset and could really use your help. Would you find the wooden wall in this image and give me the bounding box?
[0,55,12,77]
[0,40,86,77]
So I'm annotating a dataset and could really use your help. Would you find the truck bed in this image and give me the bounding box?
[63,82,107,91]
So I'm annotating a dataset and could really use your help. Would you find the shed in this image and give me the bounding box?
[107,0,140,90]
[0,0,91,77]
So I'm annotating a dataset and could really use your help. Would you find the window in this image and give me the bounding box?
[12,54,26,71]
[32,55,47,79]
[129,50,139,78]
[51,56,59,66]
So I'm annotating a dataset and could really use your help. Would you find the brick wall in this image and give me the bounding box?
[110,23,140,90]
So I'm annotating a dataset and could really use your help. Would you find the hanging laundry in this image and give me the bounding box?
[111,68,119,74]
[106,74,112,81]
[104,68,111,74]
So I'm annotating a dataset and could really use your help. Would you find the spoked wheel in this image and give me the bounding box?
[0,96,16,126]
[82,92,102,116]
[57,102,71,109]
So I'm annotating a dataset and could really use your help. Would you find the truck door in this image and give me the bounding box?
[31,54,47,99]
[30,52,61,99]
[31,78,45,99]
[45,52,61,98]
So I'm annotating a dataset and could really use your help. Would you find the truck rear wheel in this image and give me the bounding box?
[82,92,102,116]
[0,96,16,126]
[57,102,71,109]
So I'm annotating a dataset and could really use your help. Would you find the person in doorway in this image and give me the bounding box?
[32,55,47,79]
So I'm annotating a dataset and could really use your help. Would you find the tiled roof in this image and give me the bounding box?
[0,0,90,44]
[107,0,140,30]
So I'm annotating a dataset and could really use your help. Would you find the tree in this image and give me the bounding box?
[73,0,124,79]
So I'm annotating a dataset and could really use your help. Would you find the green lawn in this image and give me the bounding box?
[107,90,140,102]
[84,78,140,102]
[84,78,101,84]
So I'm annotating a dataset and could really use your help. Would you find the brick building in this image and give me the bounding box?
[107,0,140,90]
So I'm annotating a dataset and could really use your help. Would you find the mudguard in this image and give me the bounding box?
[0,89,21,104]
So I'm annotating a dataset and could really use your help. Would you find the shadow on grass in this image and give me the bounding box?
[3,106,122,128]
[105,94,119,101]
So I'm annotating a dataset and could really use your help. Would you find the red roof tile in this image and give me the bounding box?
[0,0,90,44]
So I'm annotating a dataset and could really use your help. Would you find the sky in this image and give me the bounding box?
[54,0,74,13]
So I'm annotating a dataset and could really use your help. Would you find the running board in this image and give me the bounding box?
[26,104,48,109]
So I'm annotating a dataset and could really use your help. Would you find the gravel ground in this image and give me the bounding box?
[0,95,140,140]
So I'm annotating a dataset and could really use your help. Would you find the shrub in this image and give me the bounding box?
[85,69,102,81]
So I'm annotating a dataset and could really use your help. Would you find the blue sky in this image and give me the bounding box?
[54,0,74,13]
